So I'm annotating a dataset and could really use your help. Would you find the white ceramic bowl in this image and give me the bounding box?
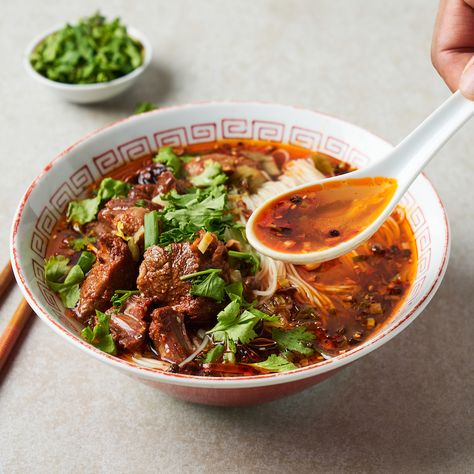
[24,25,152,104]
[10,102,450,406]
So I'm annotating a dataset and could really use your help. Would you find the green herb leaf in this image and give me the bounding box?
[190,162,227,187]
[110,289,140,308]
[30,12,144,85]
[207,301,276,344]
[134,102,158,114]
[76,250,96,273]
[190,272,226,301]
[228,250,261,273]
[144,210,160,250]
[81,310,116,354]
[272,327,315,355]
[203,344,224,363]
[44,252,96,308]
[67,177,130,225]
[153,147,181,176]
[225,281,244,301]
[134,199,147,208]
[68,235,96,252]
[252,354,297,373]
[180,268,222,281]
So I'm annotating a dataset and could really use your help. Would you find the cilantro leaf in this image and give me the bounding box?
[44,252,95,308]
[207,301,276,344]
[203,345,224,363]
[272,327,315,356]
[67,177,130,225]
[30,13,144,85]
[225,281,244,301]
[252,355,297,373]
[228,250,261,274]
[111,290,139,308]
[190,162,227,187]
[134,102,158,114]
[153,147,181,176]
[81,310,116,354]
[69,235,95,252]
[180,268,226,302]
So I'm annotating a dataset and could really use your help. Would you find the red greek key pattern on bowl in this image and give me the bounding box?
[31,231,48,259]
[346,148,370,167]
[252,120,285,142]
[190,123,217,143]
[35,207,57,237]
[415,226,431,253]
[289,126,322,150]
[322,136,349,159]
[49,182,75,214]
[118,136,152,161]
[37,281,62,312]
[407,275,427,304]
[154,127,188,148]
[70,165,94,193]
[417,249,431,276]
[408,206,426,232]
[32,258,46,283]
[93,149,124,176]
[221,119,251,139]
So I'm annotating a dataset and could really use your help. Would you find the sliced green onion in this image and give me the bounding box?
[144,211,159,250]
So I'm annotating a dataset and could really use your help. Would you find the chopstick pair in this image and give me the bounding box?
[0,262,33,373]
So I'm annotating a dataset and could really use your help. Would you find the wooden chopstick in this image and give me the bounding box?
[0,262,33,373]
[0,261,15,301]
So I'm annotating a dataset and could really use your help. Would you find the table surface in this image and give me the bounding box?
[1,1,473,473]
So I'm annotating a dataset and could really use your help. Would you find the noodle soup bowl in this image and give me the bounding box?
[11,102,450,406]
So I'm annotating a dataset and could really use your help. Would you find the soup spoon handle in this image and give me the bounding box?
[371,91,474,181]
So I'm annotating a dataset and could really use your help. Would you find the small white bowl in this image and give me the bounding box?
[24,25,152,104]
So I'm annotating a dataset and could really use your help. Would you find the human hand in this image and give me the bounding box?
[432,0,474,99]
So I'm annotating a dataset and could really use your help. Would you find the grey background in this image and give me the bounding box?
[0,1,473,473]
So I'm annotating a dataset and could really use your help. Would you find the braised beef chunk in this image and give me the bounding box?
[108,312,148,353]
[98,198,158,236]
[137,231,229,324]
[105,295,152,353]
[75,235,137,323]
[149,307,193,363]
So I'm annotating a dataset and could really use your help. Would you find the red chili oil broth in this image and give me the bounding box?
[253,177,398,254]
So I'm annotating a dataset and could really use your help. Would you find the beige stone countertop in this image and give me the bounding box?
[1,1,473,473]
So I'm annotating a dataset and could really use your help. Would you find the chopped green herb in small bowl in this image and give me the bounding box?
[24,13,152,103]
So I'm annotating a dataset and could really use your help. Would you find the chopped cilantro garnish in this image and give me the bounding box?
[180,268,222,281]
[134,102,158,114]
[207,300,277,344]
[44,251,96,308]
[228,250,261,274]
[30,13,143,85]
[272,327,315,355]
[203,344,224,363]
[134,199,147,208]
[81,310,116,354]
[190,162,228,187]
[67,177,130,225]
[153,147,182,176]
[252,355,297,373]
[190,272,226,302]
[110,290,139,308]
[68,235,96,252]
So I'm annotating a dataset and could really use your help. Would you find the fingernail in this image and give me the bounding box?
[460,56,474,100]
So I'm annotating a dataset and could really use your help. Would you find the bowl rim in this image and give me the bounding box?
[10,101,451,389]
[23,24,152,91]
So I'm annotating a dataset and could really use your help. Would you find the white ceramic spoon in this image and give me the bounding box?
[246,91,474,264]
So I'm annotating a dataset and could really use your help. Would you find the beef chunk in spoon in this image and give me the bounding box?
[75,235,137,323]
[149,307,193,364]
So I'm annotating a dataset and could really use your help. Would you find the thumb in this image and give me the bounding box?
[459,55,474,100]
